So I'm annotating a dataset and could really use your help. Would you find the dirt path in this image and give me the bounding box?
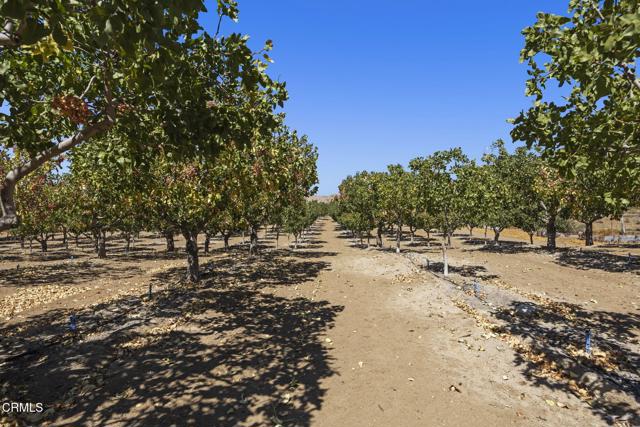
[1,218,637,426]
[271,219,628,426]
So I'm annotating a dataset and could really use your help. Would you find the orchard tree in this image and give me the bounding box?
[568,164,619,246]
[14,161,63,252]
[337,172,376,245]
[404,173,422,245]
[533,165,572,251]
[480,140,525,243]
[232,128,318,255]
[0,0,278,231]
[282,203,309,249]
[380,165,414,253]
[67,136,148,258]
[272,131,319,248]
[510,149,546,245]
[368,172,389,247]
[410,148,469,247]
[410,149,469,275]
[512,0,639,206]
[338,171,388,247]
[455,161,488,238]
[148,156,221,282]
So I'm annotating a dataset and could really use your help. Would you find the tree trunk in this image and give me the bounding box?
[28,238,32,255]
[223,233,230,251]
[97,230,107,258]
[546,215,557,251]
[493,228,501,244]
[294,233,299,250]
[62,227,68,249]
[447,231,452,247]
[426,230,431,247]
[124,234,131,255]
[19,236,24,249]
[585,221,594,247]
[93,231,99,253]
[40,237,48,253]
[249,227,259,255]
[183,231,200,282]
[469,226,474,237]
[442,240,449,276]
[528,232,534,245]
[396,223,402,253]
[376,224,383,247]
[75,234,79,247]
[484,225,488,238]
[275,229,280,249]
[204,233,211,254]
[165,232,175,252]
[410,228,415,244]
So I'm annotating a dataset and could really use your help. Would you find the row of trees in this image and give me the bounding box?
[334,140,636,253]
[336,0,639,255]
[9,125,319,282]
[0,1,321,281]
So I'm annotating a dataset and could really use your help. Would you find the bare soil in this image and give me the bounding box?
[0,219,638,426]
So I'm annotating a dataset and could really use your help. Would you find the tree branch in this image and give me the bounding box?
[589,0,640,93]
[0,20,19,47]
[80,75,97,99]
[0,119,113,231]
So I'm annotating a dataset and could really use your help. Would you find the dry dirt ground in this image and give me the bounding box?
[0,218,638,426]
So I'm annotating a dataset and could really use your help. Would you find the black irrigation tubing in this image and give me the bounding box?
[0,277,185,366]
[401,251,640,396]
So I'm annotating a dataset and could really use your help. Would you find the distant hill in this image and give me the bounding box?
[307,195,337,203]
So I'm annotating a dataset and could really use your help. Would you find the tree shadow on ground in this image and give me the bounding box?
[458,237,639,274]
[105,250,189,264]
[494,301,640,425]
[602,243,640,250]
[459,238,543,254]
[0,250,341,427]
[0,239,90,262]
[556,250,639,274]
[0,261,143,288]
[404,236,438,248]
[211,252,332,290]
[0,251,80,263]
[420,261,499,280]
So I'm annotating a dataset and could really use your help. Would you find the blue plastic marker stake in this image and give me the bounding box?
[69,314,77,333]
[585,330,592,355]
[473,282,480,297]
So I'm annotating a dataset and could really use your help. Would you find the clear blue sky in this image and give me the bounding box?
[201,1,567,195]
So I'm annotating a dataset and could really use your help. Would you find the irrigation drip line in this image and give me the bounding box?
[401,251,640,396]
[0,277,184,367]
